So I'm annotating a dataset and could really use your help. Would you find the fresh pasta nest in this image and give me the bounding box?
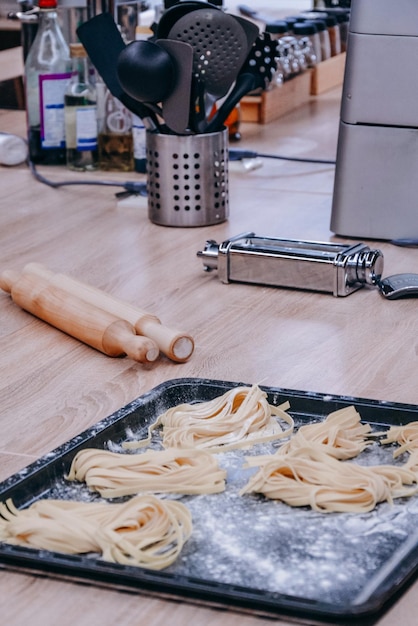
[240,406,418,513]
[123,384,294,452]
[241,443,418,513]
[0,495,192,570]
[278,405,372,460]
[67,447,227,498]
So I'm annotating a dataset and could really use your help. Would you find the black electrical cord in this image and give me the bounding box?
[28,159,147,195]
[27,154,418,246]
[228,149,336,165]
[27,148,418,249]
[29,150,336,194]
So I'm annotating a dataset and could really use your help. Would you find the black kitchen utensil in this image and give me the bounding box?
[76,12,159,129]
[158,3,259,51]
[155,39,194,134]
[157,0,220,39]
[117,39,194,134]
[167,8,250,132]
[206,33,279,133]
[117,40,176,104]
[194,13,259,133]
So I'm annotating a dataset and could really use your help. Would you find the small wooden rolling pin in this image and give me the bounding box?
[21,263,195,363]
[0,270,160,363]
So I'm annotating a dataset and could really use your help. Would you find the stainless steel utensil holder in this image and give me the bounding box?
[146,129,229,227]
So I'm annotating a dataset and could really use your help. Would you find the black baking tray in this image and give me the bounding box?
[2,378,418,625]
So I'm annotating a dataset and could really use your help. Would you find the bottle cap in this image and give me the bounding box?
[310,19,327,32]
[38,0,58,9]
[321,15,339,28]
[265,20,289,35]
[292,21,319,36]
[69,43,87,57]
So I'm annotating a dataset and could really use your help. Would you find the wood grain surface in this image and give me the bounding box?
[1,83,418,626]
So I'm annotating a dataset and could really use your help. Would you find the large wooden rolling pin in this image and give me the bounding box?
[0,270,159,363]
[21,263,194,363]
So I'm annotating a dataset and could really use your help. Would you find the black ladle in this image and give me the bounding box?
[117,40,176,104]
[117,39,194,134]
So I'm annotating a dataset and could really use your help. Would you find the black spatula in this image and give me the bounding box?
[76,12,159,129]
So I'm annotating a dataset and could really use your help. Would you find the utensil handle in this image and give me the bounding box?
[0,270,159,363]
[22,263,194,363]
[206,74,254,133]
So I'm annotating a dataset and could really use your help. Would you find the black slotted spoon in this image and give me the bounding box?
[156,1,221,39]
[166,8,250,132]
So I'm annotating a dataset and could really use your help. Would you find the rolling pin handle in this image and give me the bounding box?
[103,322,160,363]
[0,269,20,293]
[136,315,194,362]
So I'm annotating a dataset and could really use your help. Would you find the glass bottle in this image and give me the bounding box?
[265,21,290,86]
[325,10,350,53]
[321,14,342,57]
[309,19,332,61]
[64,43,98,171]
[132,113,147,173]
[97,88,134,172]
[292,22,321,66]
[24,0,71,164]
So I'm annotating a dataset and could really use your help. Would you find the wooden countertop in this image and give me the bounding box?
[1,89,418,626]
[0,46,23,82]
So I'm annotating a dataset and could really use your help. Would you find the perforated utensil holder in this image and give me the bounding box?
[146,129,229,227]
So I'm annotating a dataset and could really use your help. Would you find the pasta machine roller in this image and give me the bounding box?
[197,232,384,297]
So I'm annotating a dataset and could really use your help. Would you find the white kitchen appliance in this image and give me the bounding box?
[330,0,418,240]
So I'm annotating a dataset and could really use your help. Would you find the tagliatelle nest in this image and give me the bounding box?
[122,384,294,452]
[66,447,227,497]
[240,442,418,513]
[0,495,192,570]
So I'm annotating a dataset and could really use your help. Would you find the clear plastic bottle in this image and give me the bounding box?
[24,0,71,164]
[64,43,98,171]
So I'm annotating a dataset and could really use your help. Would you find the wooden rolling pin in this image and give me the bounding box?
[0,270,160,363]
[21,263,194,363]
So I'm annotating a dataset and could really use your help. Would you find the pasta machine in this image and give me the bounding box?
[197,233,384,297]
